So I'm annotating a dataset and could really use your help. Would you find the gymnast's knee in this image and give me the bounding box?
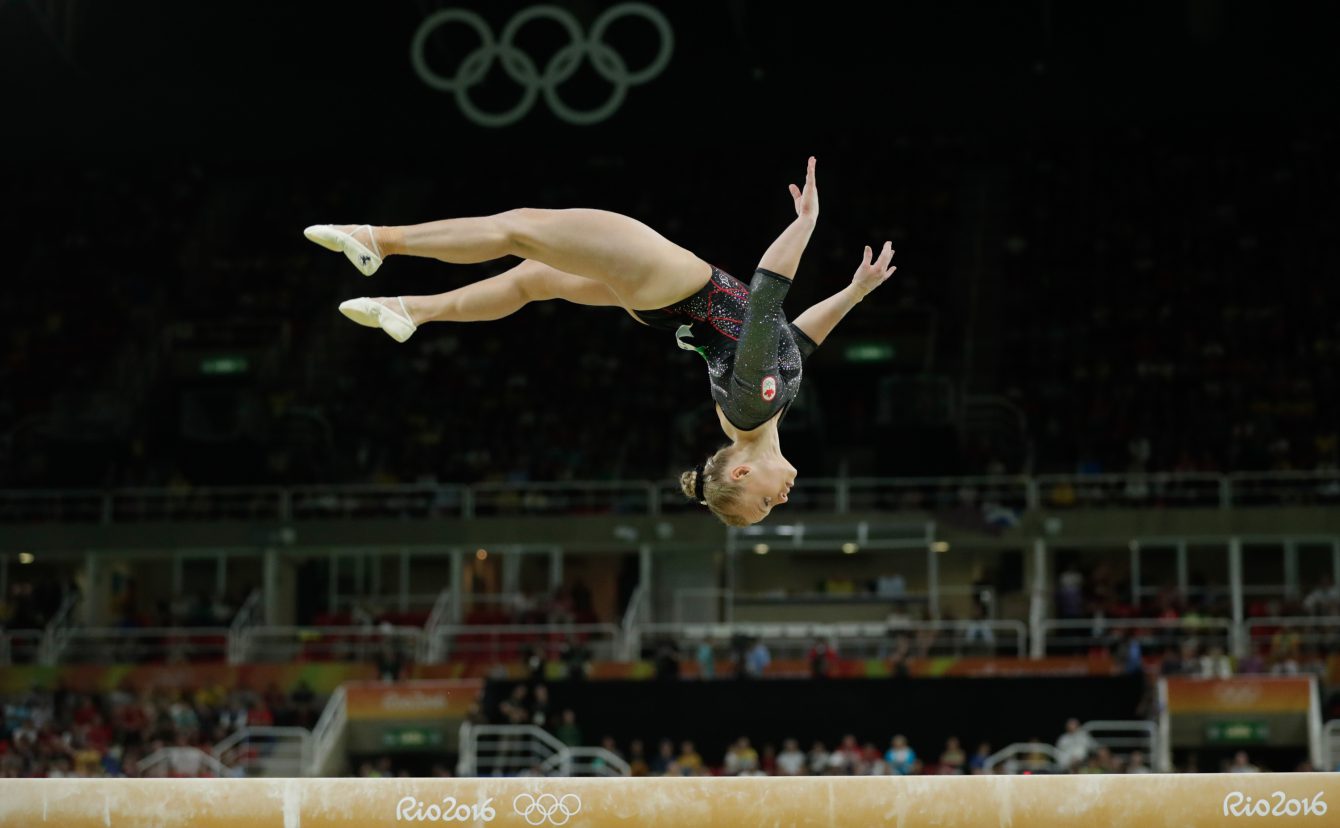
[498,207,549,257]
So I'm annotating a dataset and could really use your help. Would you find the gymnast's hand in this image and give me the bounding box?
[788,156,819,221]
[852,241,896,296]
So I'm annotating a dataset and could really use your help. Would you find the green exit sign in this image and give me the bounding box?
[382,727,444,748]
[1206,720,1269,744]
[844,342,895,363]
[200,356,249,376]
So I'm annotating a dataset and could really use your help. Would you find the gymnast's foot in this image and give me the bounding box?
[304,224,384,276]
[338,296,417,343]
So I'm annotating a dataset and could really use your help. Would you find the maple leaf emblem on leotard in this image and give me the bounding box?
[761,376,777,401]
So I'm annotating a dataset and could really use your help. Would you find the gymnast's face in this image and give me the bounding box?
[730,456,797,524]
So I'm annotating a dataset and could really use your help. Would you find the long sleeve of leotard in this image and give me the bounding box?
[723,268,793,427]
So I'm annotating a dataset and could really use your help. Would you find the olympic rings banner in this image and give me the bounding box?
[1163,676,1315,715]
[410,3,674,127]
[4,776,1340,827]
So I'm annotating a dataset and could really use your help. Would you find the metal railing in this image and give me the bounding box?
[136,747,235,778]
[539,747,632,777]
[982,741,1065,773]
[423,588,454,663]
[213,726,311,777]
[228,588,264,664]
[54,627,230,664]
[238,625,423,664]
[3,471,1337,524]
[620,585,649,660]
[458,723,629,777]
[19,614,1340,668]
[309,685,348,777]
[1080,720,1160,770]
[630,620,1029,661]
[41,592,82,664]
[1038,617,1234,657]
[427,624,623,663]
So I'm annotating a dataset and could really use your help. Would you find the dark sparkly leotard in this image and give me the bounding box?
[634,266,818,431]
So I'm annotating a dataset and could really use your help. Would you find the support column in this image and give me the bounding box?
[1228,537,1245,657]
[639,544,654,623]
[84,551,104,626]
[927,542,941,620]
[449,548,465,624]
[328,552,339,615]
[263,547,279,625]
[1283,540,1298,601]
[171,554,184,601]
[549,547,564,594]
[1129,541,1141,605]
[1176,541,1189,601]
[216,553,228,598]
[1029,538,1048,659]
[399,549,410,614]
[501,548,522,597]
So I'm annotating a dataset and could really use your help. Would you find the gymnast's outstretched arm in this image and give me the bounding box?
[790,242,896,346]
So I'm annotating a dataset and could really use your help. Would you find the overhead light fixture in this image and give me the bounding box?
[753,543,769,556]
[475,549,488,561]
[931,541,950,553]
[841,543,859,555]
[18,552,35,565]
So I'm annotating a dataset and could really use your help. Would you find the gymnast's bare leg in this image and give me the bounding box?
[308,208,711,312]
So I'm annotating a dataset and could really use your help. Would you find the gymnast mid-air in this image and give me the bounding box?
[305,158,895,526]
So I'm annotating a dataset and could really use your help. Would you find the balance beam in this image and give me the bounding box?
[1,775,1335,827]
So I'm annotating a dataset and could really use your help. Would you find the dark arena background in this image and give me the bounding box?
[2,1,1339,825]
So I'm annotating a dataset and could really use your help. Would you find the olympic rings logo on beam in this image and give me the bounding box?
[512,793,582,826]
[410,3,674,128]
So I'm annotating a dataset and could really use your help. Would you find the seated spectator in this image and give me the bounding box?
[745,640,771,677]
[809,639,835,678]
[553,709,582,747]
[968,741,992,774]
[1055,718,1098,770]
[627,739,650,776]
[860,742,886,775]
[676,740,703,776]
[724,737,759,775]
[806,741,830,775]
[829,734,863,774]
[695,641,715,680]
[1079,746,1116,774]
[938,736,966,774]
[776,738,807,776]
[1125,750,1153,773]
[885,734,918,775]
[649,739,676,775]
[1228,751,1261,773]
[591,736,624,774]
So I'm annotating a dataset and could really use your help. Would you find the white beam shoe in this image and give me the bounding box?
[304,224,383,276]
[338,297,417,343]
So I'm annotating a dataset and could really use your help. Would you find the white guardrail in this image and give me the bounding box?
[11,615,1340,665]
[1,471,1337,522]
[13,613,1340,664]
[630,620,1029,660]
[458,723,630,778]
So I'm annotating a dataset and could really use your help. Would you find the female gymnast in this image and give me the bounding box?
[304,158,895,525]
